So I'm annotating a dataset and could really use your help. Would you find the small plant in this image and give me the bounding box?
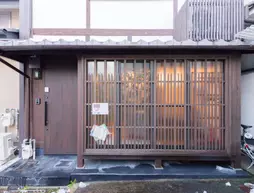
[19,186,29,193]
[68,179,77,189]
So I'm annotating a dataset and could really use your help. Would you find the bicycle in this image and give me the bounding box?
[241,124,254,169]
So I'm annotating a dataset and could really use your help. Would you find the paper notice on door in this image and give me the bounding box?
[92,103,109,115]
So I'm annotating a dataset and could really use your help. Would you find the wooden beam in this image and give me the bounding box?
[19,0,32,39]
[77,56,85,168]
[86,0,90,29]
[32,28,174,36]
[86,0,90,41]
[173,0,178,29]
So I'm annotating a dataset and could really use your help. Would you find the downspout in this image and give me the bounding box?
[0,57,31,140]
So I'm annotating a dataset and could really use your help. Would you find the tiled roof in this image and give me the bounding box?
[235,25,254,41]
[0,38,250,51]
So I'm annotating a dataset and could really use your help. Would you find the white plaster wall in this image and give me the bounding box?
[90,0,173,29]
[0,56,20,140]
[241,72,254,136]
[32,0,86,28]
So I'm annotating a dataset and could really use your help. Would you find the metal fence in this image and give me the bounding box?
[84,58,226,152]
[174,0,244,41]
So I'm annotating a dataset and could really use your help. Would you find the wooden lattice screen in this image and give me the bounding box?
[84,59,225,151]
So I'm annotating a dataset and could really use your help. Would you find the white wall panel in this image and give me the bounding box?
[91,0,173,29]
[33,0,86,28]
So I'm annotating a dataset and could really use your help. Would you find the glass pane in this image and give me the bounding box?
[87,61,94,80]
[107,61,114,76]
[97,61,104,75]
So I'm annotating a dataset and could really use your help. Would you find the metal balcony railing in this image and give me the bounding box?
[174,0,244,41]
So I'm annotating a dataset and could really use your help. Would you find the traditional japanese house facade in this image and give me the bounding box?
[0,0,249,168]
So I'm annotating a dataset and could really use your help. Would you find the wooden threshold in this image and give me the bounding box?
[84,149,228,156]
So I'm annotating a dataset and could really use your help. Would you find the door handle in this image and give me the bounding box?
[45,101,48,126]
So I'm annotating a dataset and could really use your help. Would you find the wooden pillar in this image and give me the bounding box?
[155,159,162,169]
[24,64,32,140]
[19,62,25,153]
[230,54,241,168]
[77,56,85,168]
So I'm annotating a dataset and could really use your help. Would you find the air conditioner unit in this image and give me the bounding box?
[0,133,15,162]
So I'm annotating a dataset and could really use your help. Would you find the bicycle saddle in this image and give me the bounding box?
[241,124,253,130]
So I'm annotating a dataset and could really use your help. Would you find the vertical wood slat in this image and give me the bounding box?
[164,60,167,149]
[77,56,84,167]
[208,72,211,150]
[90,73,93,148]
[123,60,126,149]
[197,72,200,149]
[215,60,218,151]
[184,60,189,150]
[194,60,197,150]
[144,60,147,149]
[222,61,225,150]
[226,57,230,155]
[93,60,96,149]
[171,73,173,148]
[204,60,208,150]
[153,60,157,149]
[133,60,136,149]
[104,61,107,149]
[83,59,86,152]
[174,60,177,149]
[114,60,117,148]
[177,73,180,149]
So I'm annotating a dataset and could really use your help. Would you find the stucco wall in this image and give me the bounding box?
[0,57,20,139]
[241,72,254,136]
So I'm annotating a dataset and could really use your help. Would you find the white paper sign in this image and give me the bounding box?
[92,103,109,115]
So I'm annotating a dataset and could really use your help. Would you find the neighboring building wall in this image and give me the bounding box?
[0,7,19,140]
[11,9,19,28]
[0,57,20,141]
[0,9,19,28]
[241,72,254,136]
